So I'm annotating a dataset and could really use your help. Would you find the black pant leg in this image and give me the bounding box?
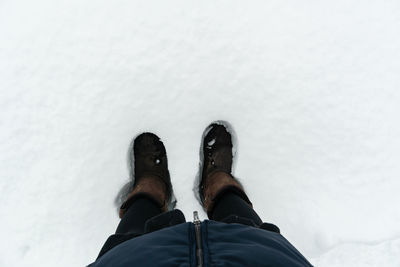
[96,197,186,260]
[210,190,263,225]
[115,196,162,234]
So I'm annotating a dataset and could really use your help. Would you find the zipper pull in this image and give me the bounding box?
[193,211,200,224]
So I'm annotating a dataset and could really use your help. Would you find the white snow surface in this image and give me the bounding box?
[1,0,400,266]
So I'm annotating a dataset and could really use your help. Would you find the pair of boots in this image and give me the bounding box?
[119,121,252,218]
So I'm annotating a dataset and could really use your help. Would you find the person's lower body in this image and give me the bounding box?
[95,121,273,260]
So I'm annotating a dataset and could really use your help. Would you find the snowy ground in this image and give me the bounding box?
[1,0,400,266]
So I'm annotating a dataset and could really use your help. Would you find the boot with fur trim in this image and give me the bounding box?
[119,133,172,218]
[198,122,252,216]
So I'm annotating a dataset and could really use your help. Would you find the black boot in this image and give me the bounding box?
[120,133,173,218]
[198,121,251,214]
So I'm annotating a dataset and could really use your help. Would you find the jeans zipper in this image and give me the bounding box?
[193,211,203,267]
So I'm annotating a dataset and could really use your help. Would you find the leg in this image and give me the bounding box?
[202,171,261,225]
[116,194,163,234]
[96,195,162,259]
[209,190,262,225]
[96,194,184,260]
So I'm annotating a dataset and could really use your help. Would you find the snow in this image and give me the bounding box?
[1,0,400,266]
